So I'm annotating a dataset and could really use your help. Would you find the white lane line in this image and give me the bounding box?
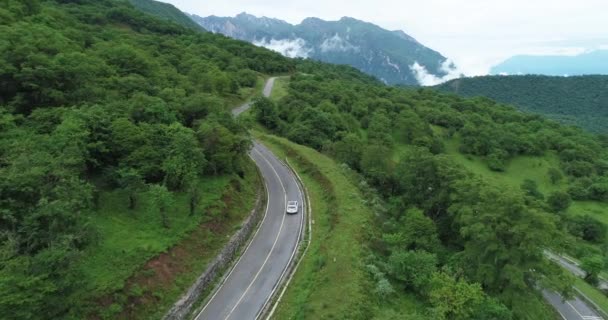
[195,152,273,319]
[255,154,306,320]
[566,300,590,320]
[263,157,310,320]
[223,147,288,320]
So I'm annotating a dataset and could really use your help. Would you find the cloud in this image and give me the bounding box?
[409,60,463,86]
[252,38,312,58]
[320,34,359,52]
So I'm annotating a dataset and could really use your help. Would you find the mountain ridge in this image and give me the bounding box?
[190,13,454,85]
[491,50,608,76]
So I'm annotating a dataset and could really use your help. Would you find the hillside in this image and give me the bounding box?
[435,75,608,134]
[128,0,205,31]
[191,13,455,85]
[252,60,608,319]
[491,50,608,76]
[0,0,292,318]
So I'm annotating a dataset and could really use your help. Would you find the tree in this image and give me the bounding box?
[546,191,572,213]
[149,184,173,228]
[567,215,607,243]
[581,255,605,285]
[360,145,393,192]
[116,167,145,210]
[520,179,544,200]
[387,250,437,291]
[163,123,205,190]
[427,272,485,320]
[253,96,280,130]
[383,208,440,253]
[453,184,571,307]
[330,133,363,170]
[367,110,393,147]
[197,120,249,174]
[548,168,563,185]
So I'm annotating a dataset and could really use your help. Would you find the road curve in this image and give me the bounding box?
[195,78,304,320]
[232,78,276,117]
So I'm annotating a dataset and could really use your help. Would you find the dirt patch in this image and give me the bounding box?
[89,179,250,320]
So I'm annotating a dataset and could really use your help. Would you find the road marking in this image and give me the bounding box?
[566,301,584,319]
[195,152,273,319]
[264,157,310,320]
[223,147,288,320]
[566,300,596,320]
[257,155,306,320]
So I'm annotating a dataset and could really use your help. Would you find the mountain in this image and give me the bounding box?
[128,0,205,31]
[190,13,456,85]
[491,50,608,76]
[435,75,608,134]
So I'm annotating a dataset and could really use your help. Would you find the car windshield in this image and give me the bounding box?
[287,201,297,207]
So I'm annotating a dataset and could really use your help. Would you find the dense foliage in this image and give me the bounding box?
[255,60,608,319]
[128,0,204,31]
[0,0,292,318]
[436,75,608,134]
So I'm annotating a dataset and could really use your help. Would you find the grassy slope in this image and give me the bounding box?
[78,160,260,319]
[256,132,424,319]
[440,132,608,224]
[78,176,231,294]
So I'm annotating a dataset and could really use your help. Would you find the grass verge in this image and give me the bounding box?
[574,279,608,316]
[269,77,289,102]
[256,132,424,319]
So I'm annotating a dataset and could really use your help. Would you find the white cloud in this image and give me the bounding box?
[252,38,312,58]
[320,34,359,53]
[409,60,463,86]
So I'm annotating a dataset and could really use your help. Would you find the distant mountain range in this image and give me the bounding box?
[491,50,608,76]
[435,75,608,134]
[190,13,456,85]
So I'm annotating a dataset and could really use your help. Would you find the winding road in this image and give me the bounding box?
[543,251,605,320]
[195,78,305,320]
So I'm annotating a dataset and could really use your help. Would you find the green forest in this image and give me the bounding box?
[253,61,608,319]
[2,0,608,319]
[0,0,292,318]
[435,75,608,134]
[128,0,204,31]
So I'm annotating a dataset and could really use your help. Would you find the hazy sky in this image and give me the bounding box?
[165,0,608,75]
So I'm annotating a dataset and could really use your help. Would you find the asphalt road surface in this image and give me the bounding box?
[195,78,304,320]
[232,77,276,117]
[546,251,608,290]
[542,251,605,319]
[543,290,603,320]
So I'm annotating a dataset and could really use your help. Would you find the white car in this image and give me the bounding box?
[286,201,299,214]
